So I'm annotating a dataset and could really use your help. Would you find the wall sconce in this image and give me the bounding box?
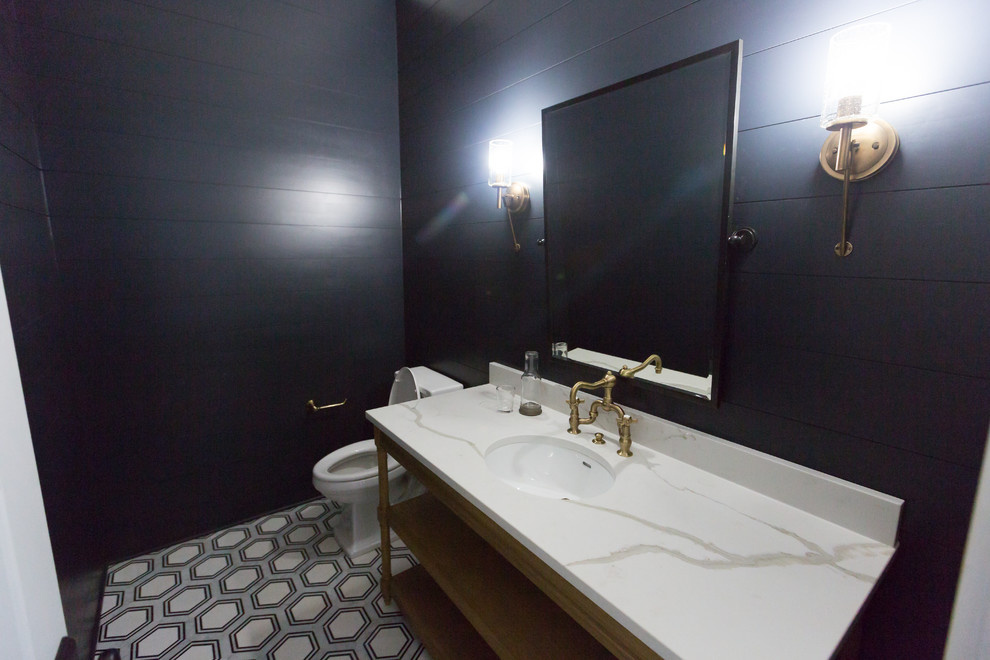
[819,23,899,257]
[488,139,530,252]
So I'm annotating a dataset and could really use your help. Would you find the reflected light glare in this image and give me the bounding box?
[523,150,543,179]
[416,192,470,243]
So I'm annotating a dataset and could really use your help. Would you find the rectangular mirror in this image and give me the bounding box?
[542,41,742,403]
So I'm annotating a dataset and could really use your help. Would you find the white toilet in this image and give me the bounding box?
[312,366,462,558]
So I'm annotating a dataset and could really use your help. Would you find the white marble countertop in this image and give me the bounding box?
[367,364,901,660]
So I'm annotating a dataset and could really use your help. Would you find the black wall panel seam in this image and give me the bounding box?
[738,79,990,134]
[722,397,984,469]
[43,215,402,230]
[731,268,990,286]
[732,182,990,207]
[738,0,918,58]
[30,80,394,138]
[0,137,37,169]
[35,121,395,149]
[0,198,46,217]
[734,181,990,198]
[56,255,397,265]
[16,22,384,101]
[396,1,578,90]
[397,0,495,67]
[397,0,705,113]
[731,336,990,379]
[122,0,396,40]
[37,168,400,200]
[120,0,391,45]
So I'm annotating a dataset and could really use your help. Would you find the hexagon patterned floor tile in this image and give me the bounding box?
[94,501,430,660]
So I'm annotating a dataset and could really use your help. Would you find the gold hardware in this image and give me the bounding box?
[836,126,854,257]
[616,415,636,457]
[592,433,605,445]
[819,118,899,258]
[507,208,521,252]
[306,398,347,412]
[566,371,637,457]
[501,182,529,252]
[618,354,662,378]
[501,181,530,214]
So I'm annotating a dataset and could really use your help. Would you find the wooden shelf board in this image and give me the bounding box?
[391,564,498,660]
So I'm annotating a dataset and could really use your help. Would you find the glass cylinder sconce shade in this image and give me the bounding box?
[820,23,892,130]
[488,139,513,188]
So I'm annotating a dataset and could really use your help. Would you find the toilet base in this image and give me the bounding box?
[327,474,425,559]
[332,500,382,559]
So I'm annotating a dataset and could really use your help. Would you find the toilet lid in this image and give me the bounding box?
[389,367,421,405]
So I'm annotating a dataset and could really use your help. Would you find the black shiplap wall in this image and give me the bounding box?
[0,0,57,431]
[1,0,92,641]
[397,0,990,657]
[0,0,72,551]
[3,0,403,602]
[0,0,66,493]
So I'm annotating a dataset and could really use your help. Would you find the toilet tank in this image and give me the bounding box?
[409,366,462,397]
[389,366,462,405]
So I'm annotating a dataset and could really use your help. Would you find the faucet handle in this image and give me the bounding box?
[617,414,637,458]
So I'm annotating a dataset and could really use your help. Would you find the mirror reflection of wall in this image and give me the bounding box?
[543,41,741,402]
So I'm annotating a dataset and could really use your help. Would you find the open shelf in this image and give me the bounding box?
[391,563,498,660]
[390,493,613,660]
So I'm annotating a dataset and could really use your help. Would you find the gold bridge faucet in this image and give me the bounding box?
[567,371,637,457]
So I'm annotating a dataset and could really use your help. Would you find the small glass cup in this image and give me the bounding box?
[496,385,515,412]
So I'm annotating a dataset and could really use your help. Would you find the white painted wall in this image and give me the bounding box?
[0,265,66,660]
[945,426,990,658]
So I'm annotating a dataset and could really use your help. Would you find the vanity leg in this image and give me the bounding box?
[375,427,392,604]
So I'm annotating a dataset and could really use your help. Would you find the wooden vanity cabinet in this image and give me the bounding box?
[374,426,661,660]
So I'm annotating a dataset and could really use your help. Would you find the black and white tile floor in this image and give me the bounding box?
[93,500,429,660]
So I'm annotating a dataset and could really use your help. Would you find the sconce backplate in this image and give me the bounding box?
[503,181,530,214]
[819,118,899,181]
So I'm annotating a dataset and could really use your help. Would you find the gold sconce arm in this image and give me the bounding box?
[506,207,521,253]
[819,119,898,257]
[836,124,855,257]
[306,398,347,412]
[501,182,529,252]
[618,354,663,378]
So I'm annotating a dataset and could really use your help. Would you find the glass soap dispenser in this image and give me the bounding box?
[519,350,543,416]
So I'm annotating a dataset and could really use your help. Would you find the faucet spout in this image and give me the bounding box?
[618,354,662,378]
[566,371,637,457]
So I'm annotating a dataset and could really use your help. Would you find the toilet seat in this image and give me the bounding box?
[313,439,400,487]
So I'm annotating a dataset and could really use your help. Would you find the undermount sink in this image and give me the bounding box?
[484,435,615,500]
